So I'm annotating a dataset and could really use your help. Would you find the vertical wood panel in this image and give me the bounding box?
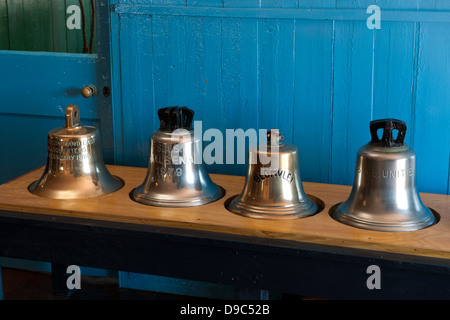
[187,0,224,175]
[0,0,8,49]
[292,20,334,183]
[23,0,52,51]
[259,0,296,141]
[110,12,125,164]
[372,22,415,136]
[258,18,295,142]
[6,0,26,50]
[66,0,85,53]
[51,0,68,52]
[412,22,450,194]
[220,0,260,175]
[119,15,156,167]
[331,20,374,185]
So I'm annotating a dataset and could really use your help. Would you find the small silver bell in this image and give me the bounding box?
[226,129,320,219]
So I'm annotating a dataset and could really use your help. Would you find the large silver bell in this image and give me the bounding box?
[330,119,437,232]
[226,129,320,219]
[131,106,224,207]
[28,105,124,199]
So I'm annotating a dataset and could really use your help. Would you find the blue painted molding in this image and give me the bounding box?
[112,4,450,23]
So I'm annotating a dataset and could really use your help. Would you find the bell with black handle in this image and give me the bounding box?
[131,106,224,207]
[330,119,437,232]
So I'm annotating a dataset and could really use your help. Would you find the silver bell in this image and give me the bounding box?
[131,106,224,207]
[226,129,320,219]
[330,119,437,232]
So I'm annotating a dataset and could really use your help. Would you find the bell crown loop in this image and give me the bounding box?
[158,106,194,132]
[369,118,407,148]
[65,104,82,128]
[267,129,284,146]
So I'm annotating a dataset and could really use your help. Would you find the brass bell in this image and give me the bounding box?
[130,106,224,207]
[28,105,124,199]
[330,119,437,232]
[226,129,320,219]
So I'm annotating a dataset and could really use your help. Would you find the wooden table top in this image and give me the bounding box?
[0,165,449,260]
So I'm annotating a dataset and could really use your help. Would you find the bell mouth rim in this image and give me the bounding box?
[329,202,439,232]
[129,186,225,208]
[225,194,324,220]
[27,175,125,200]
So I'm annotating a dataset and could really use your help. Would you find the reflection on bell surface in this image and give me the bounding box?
[28,105,124,199]
[226,129,319,220]
[330,119,436,232]
[130,106,224,207]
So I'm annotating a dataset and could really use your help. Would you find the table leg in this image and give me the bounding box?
[51,263,77,297]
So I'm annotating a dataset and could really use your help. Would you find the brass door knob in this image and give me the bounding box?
[81,85,97,98]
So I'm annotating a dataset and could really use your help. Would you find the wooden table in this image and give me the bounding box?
[0,165,449,299]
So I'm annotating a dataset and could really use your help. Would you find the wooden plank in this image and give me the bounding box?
[109,13,125,165]
[118,14,156,168]
[331,20,374,186]
[220,16,246,175]
[66,0,87,53]
[0,165,448,261]
[23,0,53,52]
[371,21,416,141]
[0,0,9,50]
[183,15,225,175]
[51,0,68,52]
[93,0,114,164]
[185,1,224,177]
[258,2,296,142]
[6,0,26,50]
[411,22,450,195]
[218,0,261,176]
[292,19,334,184]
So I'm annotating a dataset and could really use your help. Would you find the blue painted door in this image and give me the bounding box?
[0,0,114,184]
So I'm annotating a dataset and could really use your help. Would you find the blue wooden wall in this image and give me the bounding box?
[110,0,450,196]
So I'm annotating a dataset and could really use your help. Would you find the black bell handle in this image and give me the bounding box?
[369,119,407,147]
[158,106,194,132]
